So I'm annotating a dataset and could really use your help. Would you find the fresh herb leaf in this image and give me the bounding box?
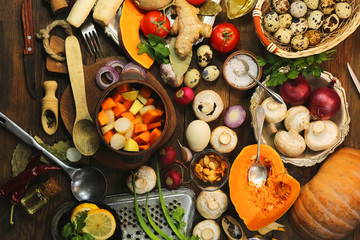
[81,233,95,240]
[172,205,186,231]
[61,212,94,240]
[76,212,88,233]
[137,34,170,65]
[189,236,200,240]
[62,222,73,239]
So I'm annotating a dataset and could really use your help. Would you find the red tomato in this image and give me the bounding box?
[186,0,207,4]
[210,23,240,53]
[140,11,171,38]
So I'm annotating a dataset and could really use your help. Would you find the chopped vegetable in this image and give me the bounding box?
[224,105,246,128]
[96,66,120,90]
[66,147,82,162]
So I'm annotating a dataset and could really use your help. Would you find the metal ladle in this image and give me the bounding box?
[0,112,107,202]
[238,59,284,104]
[248,106,267,187]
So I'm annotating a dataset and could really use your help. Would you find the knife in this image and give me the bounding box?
[347,62,360,95]
[21,0,36,99]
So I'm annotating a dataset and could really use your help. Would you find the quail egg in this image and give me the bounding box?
[279,13,293,28]
[184,69,200,88]
[291,34,310,51]
[304,0,319,10]
[290,18,309,35]
[274,28,292,44]
[202,65,220,82]
[323,13,340,32]
[264,11,280,32]
[272,0,290,14]
[304,30,322,46]
[308,10,324,29]
[335,2,352,19]
[319,0,336,15]
[197,45,213,68]
[290,1,308,18]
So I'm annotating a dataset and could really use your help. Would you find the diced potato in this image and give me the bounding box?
[124,138,139,152]
[137,94,148,105]
[139,105,156,116]
[110,133,126,150]
[104,109,115,124]
[129,99,144,115]
[114,117,132,133]
[101,122,115,134]
[121,90,139,101]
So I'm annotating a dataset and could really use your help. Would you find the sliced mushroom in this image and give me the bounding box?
[304,120,340,151]
[274,129,306,157]
[126,165,156,194]
[284,106,311,132]
[193,90,224,122]
[196,188,229,219]
[210,126,238,153]
[221,215,248,240]
[193,220,221,240]
[261,97,287,123]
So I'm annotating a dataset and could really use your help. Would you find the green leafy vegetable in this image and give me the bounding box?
[258,49,336,86]
[137,34,170,65]
[172,205,186,232]
[61,212,94,240]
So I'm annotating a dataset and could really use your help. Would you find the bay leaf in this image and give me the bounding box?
[11,143,31,177]
[169,37,192,81]
[199,0,222,16]
[34,136,72,163]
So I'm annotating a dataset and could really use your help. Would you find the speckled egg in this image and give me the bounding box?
[197,45,213,68]
[323,13,340,32]
[289,18,309,35]
[319,0,336,15]
[202,65,220,82]
[290,1,308,18]
[279,13,293,28]
[272,0,290,14]
[291,34,310,50]
[264,11,280,33]
[304,0,319,10]
[274,28,292,44]
[304,30,322,46]
[308,10,324,29]
[335,2,352,19]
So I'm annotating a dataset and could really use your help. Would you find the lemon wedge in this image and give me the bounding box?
[82,209,116,240]
[71,203,99,223]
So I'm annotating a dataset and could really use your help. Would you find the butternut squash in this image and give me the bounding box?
[118,0,154,69]
[289,147,360,240]
[229,144,300,230]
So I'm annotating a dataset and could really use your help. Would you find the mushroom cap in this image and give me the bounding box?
[261,97,287,123]
[284,105,311,132]
[210,126,238,153]
[196,188,229,219]
[274,129,306,157]
[193,90,224,122]
[305,120,340,151]
[186,120,211,152]
[126,165,156,194]
[193,220,221,240]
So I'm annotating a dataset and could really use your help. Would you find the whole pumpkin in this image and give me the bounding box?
[289,147,360,240]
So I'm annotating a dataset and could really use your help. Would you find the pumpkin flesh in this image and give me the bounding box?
[229,144,300,230]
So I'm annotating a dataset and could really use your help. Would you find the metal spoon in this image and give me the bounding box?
[248,105,267,187]
[65,35,100,156]
[238,59,284,104]
[0,112,107,202]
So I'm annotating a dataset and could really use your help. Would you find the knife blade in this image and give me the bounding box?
[347,62,360,95]
[21,0,36,99]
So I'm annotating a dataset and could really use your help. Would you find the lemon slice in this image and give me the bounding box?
[83,209,116,240]
[71,203,99,223]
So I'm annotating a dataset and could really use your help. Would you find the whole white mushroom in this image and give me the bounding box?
[196,188,229,219]
[305,120,340,151]
[126,166,156,194]
[193,220,220,240]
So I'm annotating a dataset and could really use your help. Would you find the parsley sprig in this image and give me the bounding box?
[257,49,336,86]
[137,34,170,65]
[61,212,94,240]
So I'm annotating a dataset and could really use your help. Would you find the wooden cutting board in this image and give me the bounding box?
[60,57,176,170]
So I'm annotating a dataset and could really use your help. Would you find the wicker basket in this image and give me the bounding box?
[253,0,360,58]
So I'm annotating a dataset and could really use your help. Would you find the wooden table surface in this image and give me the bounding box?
[1,1,360,240]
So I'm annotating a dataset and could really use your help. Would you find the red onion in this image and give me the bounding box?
[122,62,146,79]
[174,87,194,106]
[308,81,341,120]
[280,76,312,105]
[105,59,127,80]
[95,66,120,90]
[224,105,246,128]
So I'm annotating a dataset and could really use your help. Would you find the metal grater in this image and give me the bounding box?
[102,187,196,240]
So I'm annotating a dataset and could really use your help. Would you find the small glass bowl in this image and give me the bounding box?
[223,50,262,90]
[189,149,230,191]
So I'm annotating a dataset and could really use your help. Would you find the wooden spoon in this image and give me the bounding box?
[65,35,99,156]
[41,81,58,135]
[222,215,248,240]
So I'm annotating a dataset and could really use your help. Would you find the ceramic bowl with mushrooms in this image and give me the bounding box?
[250,71,350,167]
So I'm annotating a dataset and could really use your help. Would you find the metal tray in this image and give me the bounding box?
[51,187,196,240]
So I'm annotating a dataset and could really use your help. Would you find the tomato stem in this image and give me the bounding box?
[222,29,233,46]
[151,13,169,34]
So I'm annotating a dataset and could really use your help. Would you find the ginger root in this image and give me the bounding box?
[171,0,212,57]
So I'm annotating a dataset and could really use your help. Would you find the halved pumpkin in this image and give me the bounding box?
[229,144,300,230]
[118,0,154,69]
